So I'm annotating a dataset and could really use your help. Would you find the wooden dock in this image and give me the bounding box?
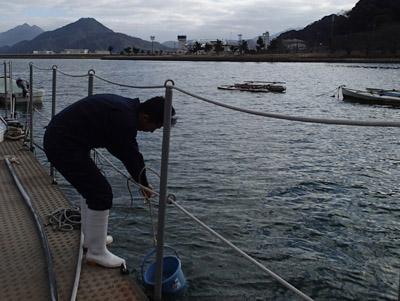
[0,139,148,301]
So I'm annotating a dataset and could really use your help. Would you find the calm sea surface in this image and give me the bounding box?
[2,59,400,300]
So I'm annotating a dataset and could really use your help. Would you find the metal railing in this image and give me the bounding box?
[6,61,400,301]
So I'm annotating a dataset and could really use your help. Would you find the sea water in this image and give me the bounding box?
[2,58,400,300]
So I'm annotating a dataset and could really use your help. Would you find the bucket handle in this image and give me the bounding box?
[141,245,180,282]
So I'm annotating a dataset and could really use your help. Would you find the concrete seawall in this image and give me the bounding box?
[0,53,399,64]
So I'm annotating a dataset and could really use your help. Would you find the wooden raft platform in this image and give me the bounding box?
[0,139,148,301]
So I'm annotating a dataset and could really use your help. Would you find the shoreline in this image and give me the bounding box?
[0,53,399,64]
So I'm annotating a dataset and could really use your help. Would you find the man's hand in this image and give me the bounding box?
[142,184,153,199]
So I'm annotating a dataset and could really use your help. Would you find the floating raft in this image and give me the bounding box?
[0,139,147,301]
[218,81,286,93]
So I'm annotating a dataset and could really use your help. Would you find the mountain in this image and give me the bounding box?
[0,23,44,47]
[277,0,400,52]
[4,18,169,54]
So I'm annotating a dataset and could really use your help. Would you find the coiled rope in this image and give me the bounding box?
[47,207,81,231]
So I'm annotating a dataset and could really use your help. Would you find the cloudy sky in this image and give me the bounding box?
[1,0,359,43]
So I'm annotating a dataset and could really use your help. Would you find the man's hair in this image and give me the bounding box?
[140,96,176,124]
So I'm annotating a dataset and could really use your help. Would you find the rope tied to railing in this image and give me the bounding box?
[93,73,165,89]
[92,149,313,300]
[56,69,89,78]
[30,62,54,71]
[173,86,400,127]
[93,149,158,246]
[33,108,51,121]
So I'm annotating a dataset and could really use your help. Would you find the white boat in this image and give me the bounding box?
[341,86,400,106]
[0,77,45,104]
[218,81,286,93]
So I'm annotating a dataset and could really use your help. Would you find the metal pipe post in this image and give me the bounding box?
[3,62,8,117]
[153,85,174,300]
[88,70,94,96]
[50,66,57,181]
[51,66,57,118]
[29,63,34,151]
[8,62,14,118]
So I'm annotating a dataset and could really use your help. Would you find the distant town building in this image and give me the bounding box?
[60,49,89,54]
[177,35,187,54]
[282,39,307,52]
[261,31,270,47]
[33,50,55,54]
[94,50,110,54]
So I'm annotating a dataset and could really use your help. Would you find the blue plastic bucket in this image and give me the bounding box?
[141,245,186,294]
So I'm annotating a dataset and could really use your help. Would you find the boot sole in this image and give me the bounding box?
[86,260,122,269]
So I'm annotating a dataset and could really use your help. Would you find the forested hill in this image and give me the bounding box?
[276,0,400,54]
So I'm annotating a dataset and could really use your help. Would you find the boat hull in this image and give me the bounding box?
[0,91,45,104]
[341,87,400,106]
[0,77,44,104]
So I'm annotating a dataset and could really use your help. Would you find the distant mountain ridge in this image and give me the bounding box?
[0,23,43,47]
[2,18,169,54]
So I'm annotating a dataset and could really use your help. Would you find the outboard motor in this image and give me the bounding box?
[16,78,29,98]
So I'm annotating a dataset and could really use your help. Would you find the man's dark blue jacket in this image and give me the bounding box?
[44,93,148,186]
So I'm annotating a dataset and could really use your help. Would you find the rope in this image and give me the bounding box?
[172,86,400,127]
[93,149,158,245]
[56,69,88,78]
[33,108,51,121]
[94,74,165,89]
[47,207,81,231]
[111,176,136,230]
[70,231,84,301]
[92,148,312,300]
[168,198,314,301]
[5,157,59,301]
[139,166,159,247]
[31,64,54,71]
[315,86,340,98]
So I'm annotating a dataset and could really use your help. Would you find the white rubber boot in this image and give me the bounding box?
[85,208,126,268]
[81,199,113,250]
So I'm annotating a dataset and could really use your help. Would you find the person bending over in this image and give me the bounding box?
[44,93,176,268]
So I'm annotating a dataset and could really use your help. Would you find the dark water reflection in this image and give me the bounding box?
[2,59,400,300]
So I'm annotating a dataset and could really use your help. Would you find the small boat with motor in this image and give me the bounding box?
[0,77,45,104]
[218,81,286,93]
[341,86,400,106]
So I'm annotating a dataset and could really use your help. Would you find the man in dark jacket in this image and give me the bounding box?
[43,94,175,268]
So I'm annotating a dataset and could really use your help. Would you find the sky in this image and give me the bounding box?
[0,0,359,43]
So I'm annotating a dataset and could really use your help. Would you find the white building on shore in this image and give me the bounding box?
[60,49,89,54]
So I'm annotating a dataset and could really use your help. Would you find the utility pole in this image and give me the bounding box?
[150,36,155,54]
